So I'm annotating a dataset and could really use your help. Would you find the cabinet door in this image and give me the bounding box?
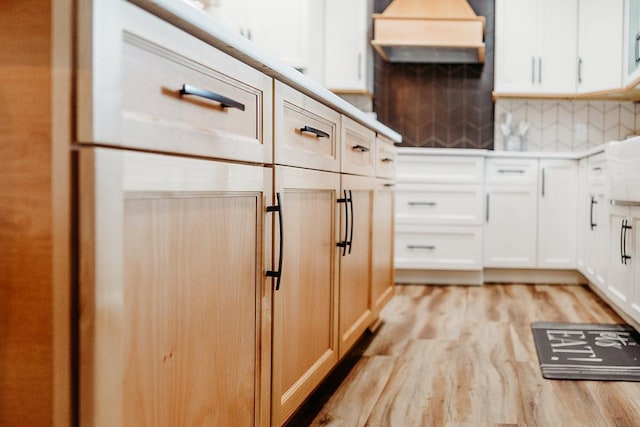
[79,148,271,426]
[484,185,538,268]
[538,0,578,93]
[339,174,374,358]
[272,166,340,425]
[537,160,578,269]
[371,179,395,318]
[494,0,539,93]
[324,0,372,93]
[593,190,609,289]
[625,0,640,83]
[629,208,640,323]
[577,0,623,93]
[607,205,631,307]
[576,159,588,273]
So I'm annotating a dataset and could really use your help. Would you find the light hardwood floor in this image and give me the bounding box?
[286,284,640,427]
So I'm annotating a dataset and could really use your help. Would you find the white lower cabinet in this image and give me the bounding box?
[484,158,539,268]
[484,184,538,268]
[537,159,578,268]
[607,205,640,324]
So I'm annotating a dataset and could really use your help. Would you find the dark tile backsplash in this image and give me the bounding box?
[373,0,495,149]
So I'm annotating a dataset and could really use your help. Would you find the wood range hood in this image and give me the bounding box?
[371,0,485,64]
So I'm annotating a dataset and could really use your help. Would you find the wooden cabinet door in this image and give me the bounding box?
[272,166,340,426]
[339,174,374,358]
[537,160,578,269]
[371,179,395,319]
[78,148,271,427]
[484,185,538,268]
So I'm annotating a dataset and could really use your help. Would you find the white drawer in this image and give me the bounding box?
[395,225,483,270]
[395,184,484,225]
[587,153,607,186]
[486,158,538,185]
[397,155,484,184]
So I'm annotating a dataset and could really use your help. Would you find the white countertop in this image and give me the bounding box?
[397,143,611,160]
[130,0,402,143]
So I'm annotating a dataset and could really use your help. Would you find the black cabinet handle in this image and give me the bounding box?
[179,84,245,111]
[635,32,640,65]
[383,183,395,188]
[589,196,597,230]
[337,190,349,257]
[300,125,329,139]
[407,245,436,250]
[486,193,490,223]
[267,193,284,290]
[622,219,632,265]
[381,158,394,163]
[347,190,354,254]
[408,201,437,207]
[352,144,370,152]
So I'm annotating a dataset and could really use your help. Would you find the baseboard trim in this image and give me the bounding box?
[395,268,588,286]
[395,269,484,285]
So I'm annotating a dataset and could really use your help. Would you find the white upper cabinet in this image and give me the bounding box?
[324,0,373,94]
[215,0,324,81]
[577,0,624,93]
[495,0,577,94]
[625,0,640,84]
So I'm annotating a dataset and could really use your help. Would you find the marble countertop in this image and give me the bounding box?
[129,0,402,143]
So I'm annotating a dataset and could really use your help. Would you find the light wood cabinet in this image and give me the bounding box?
[339,174,375,357]
[78,148,272,426]
[271,166,341,426]
[77,0,273,163]
[371,179,395,317]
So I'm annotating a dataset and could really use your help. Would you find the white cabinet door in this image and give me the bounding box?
[495,0,578,94]
[484,184,538,268]
[537,160,578,269]
[494,0,539,93]
[607,204,632,307]
[324,0,372,93]
[577,0,623,93]
[576,159,588,273]
[629,207,640,323]
[624,0,640,84]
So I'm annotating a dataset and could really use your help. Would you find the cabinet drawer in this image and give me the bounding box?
[587,152,607,186]
[395,225,483,270]
[274,81,341,172]
[342,116,375,176]
[375,135,396,179]
[395,184,484,225]
[79,2,273,163]
[397,155,484,183]
[486,158,538,185]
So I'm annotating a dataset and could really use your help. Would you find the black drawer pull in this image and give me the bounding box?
[300,125,330,139]
[381,157,394,163]
[352,144,370,152]
[179,84,245,111]
[407,245,436,250]
[266,193,284,290]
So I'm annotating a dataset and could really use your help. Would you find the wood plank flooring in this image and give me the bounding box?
[286,284,640,427]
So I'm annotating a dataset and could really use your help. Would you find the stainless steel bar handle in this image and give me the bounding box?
[578,57,583,84]
[486,193,490,222]
[408,201,437,206]
[541,168,546,197]
[497,169,525,174]
[538,57,542,83]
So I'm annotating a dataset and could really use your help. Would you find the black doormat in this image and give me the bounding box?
[531,322,640,381]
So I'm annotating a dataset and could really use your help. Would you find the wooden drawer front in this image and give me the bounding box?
[395,225,483,270]
[375,136,397,179]
[342,116,375,176]
[486,158,538,185]
[395,184,484,225]
[397,155,484,183]
[275,81,340,172]
[588,153,606,186]
[120,24,272,163]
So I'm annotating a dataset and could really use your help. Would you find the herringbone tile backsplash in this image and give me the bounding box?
[495,99,640,152]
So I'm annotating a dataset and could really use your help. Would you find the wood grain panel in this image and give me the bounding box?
[289,284,640,426]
